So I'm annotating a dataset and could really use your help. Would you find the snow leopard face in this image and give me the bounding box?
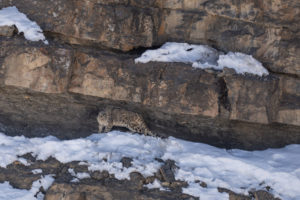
[97,110,109,126]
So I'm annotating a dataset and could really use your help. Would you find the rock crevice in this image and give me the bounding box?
[217,77,231,115]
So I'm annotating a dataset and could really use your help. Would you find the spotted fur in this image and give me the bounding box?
[97,107,154,136]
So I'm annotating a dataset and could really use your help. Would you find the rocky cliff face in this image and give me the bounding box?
[0,0,299,150]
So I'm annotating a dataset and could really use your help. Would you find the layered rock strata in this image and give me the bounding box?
[0,37,299,150]
[1,0,299,76]
[0,0,299,150]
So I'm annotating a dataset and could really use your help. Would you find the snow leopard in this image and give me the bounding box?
[97,107,154,136]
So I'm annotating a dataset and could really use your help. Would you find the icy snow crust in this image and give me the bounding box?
[135,42,269,76]
[0,132,299,200]
[0,6,47,44]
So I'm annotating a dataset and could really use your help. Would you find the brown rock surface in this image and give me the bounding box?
[275,76,300,126]
[69,51,219,117]
[0,25,16,37]
[223,75,278,124]
[0,2,299,199]
[3,48,71,93]
[0,0,299,149]
[253,190,281,200]
[0,39,72,94]
[1,0,299,76]
[0,37,299,149]
[0,0,159,51]
[0,38,300,149]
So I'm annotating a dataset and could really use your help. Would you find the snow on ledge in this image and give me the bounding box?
[135,42,269,77]
[217,52,269,76]
[0,6,48,44]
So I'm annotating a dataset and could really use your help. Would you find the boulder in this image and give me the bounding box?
[0,25,16,37]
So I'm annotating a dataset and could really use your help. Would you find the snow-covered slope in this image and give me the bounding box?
[0,176,54,200]
[0,131,299,200]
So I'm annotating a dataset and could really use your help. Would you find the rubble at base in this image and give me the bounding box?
[0,154,280,200]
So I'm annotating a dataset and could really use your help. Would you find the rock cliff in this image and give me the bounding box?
[0,0,299,150]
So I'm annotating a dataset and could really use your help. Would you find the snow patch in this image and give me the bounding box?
[0,6,48,44]
[31,169,43,174]
[145,179,164,190]
[135,42,220,65]
[135,42,268,76]
[0,175,54,200]
[17,157,30,166]
[68,168,90,181]
[76,172,90,179]
[182,182,229,200]
[0,131,299,200]
[217,52,269,77]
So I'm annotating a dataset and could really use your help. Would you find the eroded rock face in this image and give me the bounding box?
[0,0,299,149]
[223,75,279,124]
[276,76,300,126]
[1,0,299,76]
[69,52,219,117]
[0,2,298,199]
[0,0,158,51]
[0,38,299,150]
[3,48,71,93]
[0,39,72,93]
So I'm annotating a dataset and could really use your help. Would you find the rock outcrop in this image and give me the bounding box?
[0,0,299,150]
[1,0,299,76]
[0,154,280,200]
